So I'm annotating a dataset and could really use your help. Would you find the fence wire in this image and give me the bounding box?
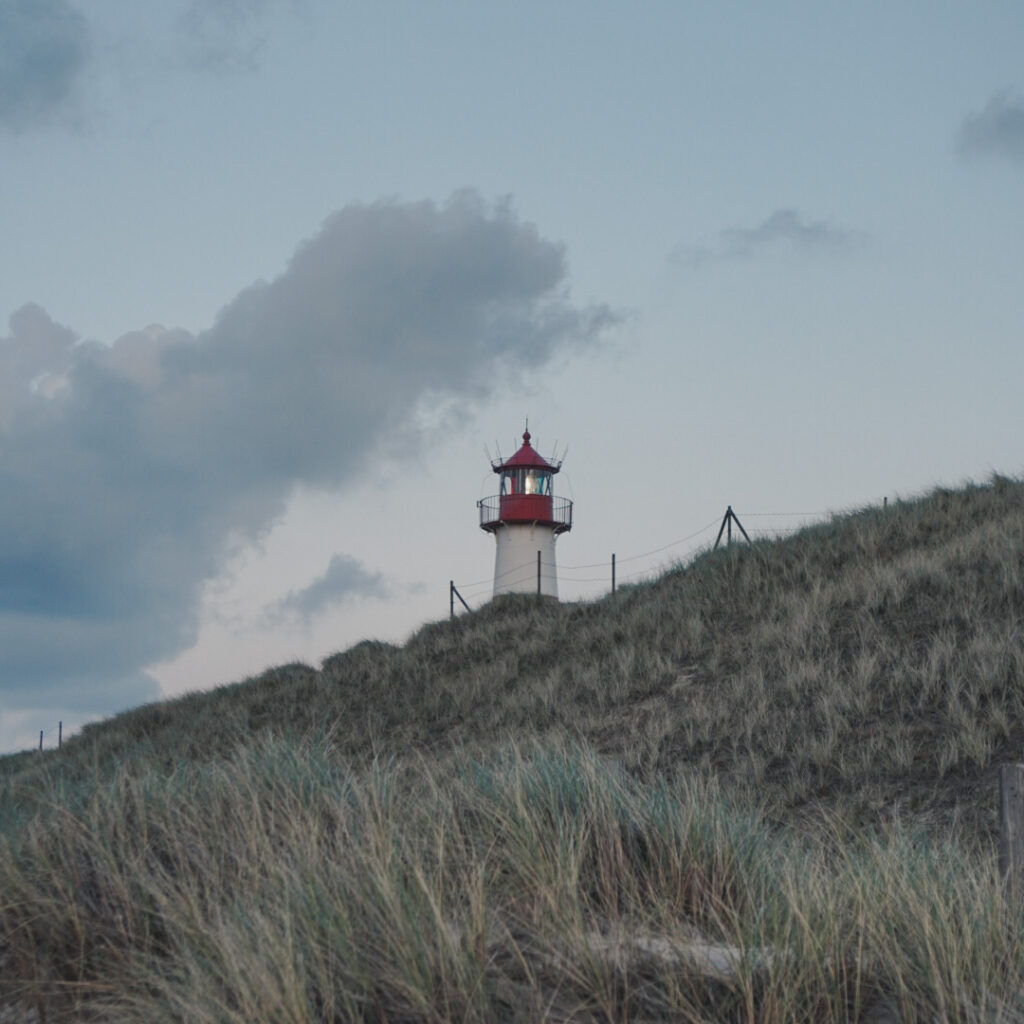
[451,504,849,614]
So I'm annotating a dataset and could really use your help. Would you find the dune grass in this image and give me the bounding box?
[2,739,1023,1022]
[8,473,1024,838]
[3,473,1024,1019]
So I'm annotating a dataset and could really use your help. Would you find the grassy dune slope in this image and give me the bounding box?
[2,474,1024,1021]
[8,473,1024,836]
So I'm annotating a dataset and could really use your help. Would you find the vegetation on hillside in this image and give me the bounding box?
[8,473,1024,835]
[2,474,1024,1020]
[5,739,1024,1023]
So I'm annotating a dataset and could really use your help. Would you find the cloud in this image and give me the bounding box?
[278,555,389,621]
[672,208,856,267]
[0,0,308,133]
[957,90,1024,163]
[175,0,296,72]
[0,191,617,725]
[0,0,90,131]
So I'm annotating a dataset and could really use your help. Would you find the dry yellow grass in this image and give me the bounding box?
[3,741,1024,1022]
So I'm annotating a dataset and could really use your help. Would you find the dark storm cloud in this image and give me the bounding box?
[0,192,617,718]
[958,90,1024,163]
[0,0,89,130]
[672,208,856,267]
[278,555,389,621]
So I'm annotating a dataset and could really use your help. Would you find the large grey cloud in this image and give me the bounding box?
[0,0,89,130]
[0,192,616,719]
[958,90,1024,163]
[672,208,857,267]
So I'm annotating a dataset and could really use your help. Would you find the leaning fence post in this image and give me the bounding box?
[39,730,43,752]
[611,553,616,595]
[450,583,471,616]
[58,721,62,750]
[999,763,1024,889]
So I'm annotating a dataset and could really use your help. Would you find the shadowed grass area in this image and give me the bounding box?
[3,473,1024,1019]
[2,740,1023,1022]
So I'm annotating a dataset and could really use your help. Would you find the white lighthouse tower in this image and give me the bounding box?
[478,428,573,598]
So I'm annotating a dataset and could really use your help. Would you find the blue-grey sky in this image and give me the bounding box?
[2,1,1023,752]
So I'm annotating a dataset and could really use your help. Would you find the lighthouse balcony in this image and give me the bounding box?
[478,494,573,534]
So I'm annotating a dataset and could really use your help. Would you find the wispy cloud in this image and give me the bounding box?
[0,191,618,724]
[175,0,299,73]
[672,208,857,267]
[0,0,307,135]
[0,0,90,131]
[957,90,1024,163]
[277,555,389,621]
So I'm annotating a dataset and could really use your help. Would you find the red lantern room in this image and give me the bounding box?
[478,429,573,534]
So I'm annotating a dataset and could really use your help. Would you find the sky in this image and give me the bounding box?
[1,1,1023,753]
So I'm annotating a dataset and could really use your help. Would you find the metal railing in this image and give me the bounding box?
[478,495,573,532]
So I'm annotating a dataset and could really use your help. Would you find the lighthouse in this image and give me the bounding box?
[478,428,573,598]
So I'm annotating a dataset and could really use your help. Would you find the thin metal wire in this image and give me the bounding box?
[734,511,821,517]
[614,518,721,565]
[454,507,843,601]
[559,518,720,571]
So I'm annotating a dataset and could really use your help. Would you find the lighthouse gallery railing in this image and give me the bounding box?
[478,495,573,532]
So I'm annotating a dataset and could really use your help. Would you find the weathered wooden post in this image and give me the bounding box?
[449,583,470,617]
[999,763,1024,889]
[713,506,751,551]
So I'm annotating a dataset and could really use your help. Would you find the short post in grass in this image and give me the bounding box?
[999,763,1024,890]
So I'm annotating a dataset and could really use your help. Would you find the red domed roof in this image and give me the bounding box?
[492,430,562,473]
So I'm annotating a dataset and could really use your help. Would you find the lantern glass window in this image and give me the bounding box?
[501,469,551,496]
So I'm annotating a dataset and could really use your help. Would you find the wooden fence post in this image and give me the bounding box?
[537,550,542,596]
[999,763,1024,889]
[714,506,752,551]
[449,582,471,617]
[611,553,616,595]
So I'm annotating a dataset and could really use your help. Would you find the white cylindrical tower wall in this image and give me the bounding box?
[493,524,559,598]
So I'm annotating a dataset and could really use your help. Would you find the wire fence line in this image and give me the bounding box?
[560,517,724,571]
[30,721,64,752]
[450,504,851,615]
